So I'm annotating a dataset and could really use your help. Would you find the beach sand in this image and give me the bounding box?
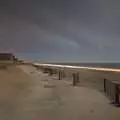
[0,64,120,120]
[63,68,120,91]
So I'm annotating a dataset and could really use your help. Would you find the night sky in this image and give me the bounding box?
[0,0,120,62]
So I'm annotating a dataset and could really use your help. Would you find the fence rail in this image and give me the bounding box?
[104,79,120,106]
[34,64,120,107]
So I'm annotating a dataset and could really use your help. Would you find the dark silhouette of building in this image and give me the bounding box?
[0,53,14,61]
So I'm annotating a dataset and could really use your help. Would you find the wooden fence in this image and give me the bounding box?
[104,79,120,106]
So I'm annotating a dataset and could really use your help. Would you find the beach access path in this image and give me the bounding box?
[0,65,120,120]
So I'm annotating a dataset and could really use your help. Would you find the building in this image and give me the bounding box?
[0,53,14,61]
[0,53,22,65]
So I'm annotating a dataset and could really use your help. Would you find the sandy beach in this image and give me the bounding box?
[0,64,120,120]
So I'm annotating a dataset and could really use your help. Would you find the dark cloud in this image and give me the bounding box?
[0,0,120,61]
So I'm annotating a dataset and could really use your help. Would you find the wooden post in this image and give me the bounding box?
[108,81,112,100]
[61,70,65,79]
[58,70,62,80]
[73,73,77,86]
[49,69,53,76]
[58,70,65,80]
[52,69,57,75]
[76,72,79,84]
[104,79,106,92]
[108,80,111,98]
[109,82,115,104]
[54,69,57,75]
[43,68,49,73]
[104,79,120,106]
[114,83,120,106]
[106,79,109,97]
[62,71,65,78]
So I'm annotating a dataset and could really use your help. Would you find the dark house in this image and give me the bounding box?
[0,53,14,61]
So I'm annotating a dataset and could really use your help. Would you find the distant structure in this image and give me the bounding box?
[0,53,14,60]
[0,53,19,63]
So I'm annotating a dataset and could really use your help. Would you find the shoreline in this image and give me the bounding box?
[34,63,120,73]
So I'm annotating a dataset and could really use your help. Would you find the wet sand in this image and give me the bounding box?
[0,64,120,120]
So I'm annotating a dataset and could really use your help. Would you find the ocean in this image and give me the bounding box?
[49,63,120,69]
